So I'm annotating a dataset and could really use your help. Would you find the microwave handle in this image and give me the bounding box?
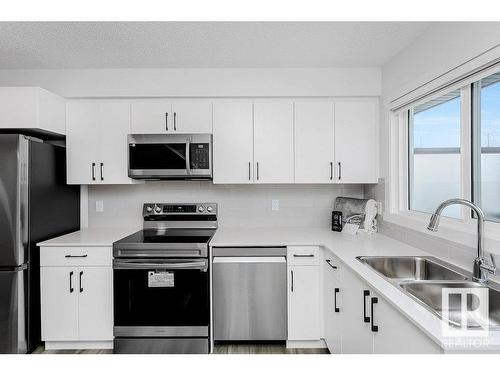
[186,137,191,175]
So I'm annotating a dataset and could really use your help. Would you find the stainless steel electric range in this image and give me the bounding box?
[112,203,217,354]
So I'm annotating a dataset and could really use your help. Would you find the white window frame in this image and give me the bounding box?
[385,66,500,249]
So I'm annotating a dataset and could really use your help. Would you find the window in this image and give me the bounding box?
[473,72,500,222]
[408,90,462,218]
[402,67,500,224]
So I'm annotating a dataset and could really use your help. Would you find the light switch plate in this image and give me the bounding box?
[95,200,104,212]
[272,199,279,211]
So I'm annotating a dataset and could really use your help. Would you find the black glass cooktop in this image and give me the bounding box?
[115,228,215,245]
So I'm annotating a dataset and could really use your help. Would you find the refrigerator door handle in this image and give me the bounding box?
[0,264,28,272]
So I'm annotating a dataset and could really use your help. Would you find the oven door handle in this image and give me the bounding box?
[113,260,208,271]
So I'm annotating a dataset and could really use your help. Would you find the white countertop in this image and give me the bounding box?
[211,226,500,352]
[38,225,500,351]
[37,227,139,247]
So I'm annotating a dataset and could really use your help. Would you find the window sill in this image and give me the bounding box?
[383,210,500,254]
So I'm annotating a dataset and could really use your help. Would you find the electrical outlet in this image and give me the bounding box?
[272,199,280,211]
[95,200,104,212]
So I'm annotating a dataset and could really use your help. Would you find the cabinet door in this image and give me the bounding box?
[66,101,101,184]
[323,261,342,353]
[295,101,335,183]
[130,101,172,133]
[171,101,212,133]
[340,267,374,353]
[213,102,254,183]
[98,101,133,184]
[287,265,320,340]
[254,102,294,183]
[334,100,378,183]
[40,267,79,341]
[372,292,442,354]
[78,267,113,341]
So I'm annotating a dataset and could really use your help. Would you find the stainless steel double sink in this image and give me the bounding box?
[357,256,500,329]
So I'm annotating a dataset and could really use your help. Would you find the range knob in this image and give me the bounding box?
[154,205,162,213]
[198,206,205,212]
[146,206,153,213]
[207,206,213,213]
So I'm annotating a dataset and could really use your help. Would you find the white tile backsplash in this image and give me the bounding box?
[87,182,364,229]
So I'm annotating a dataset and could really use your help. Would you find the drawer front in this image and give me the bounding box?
[40,246,112,267]
[287,246,320,266]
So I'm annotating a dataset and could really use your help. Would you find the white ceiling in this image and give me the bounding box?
[0,22,431,69]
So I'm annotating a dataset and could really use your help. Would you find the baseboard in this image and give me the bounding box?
[44,341,113,350]
[286,339,327,349]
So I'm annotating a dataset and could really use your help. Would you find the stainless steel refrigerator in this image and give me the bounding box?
[0,134,80,353]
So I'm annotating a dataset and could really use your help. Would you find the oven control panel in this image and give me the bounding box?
[143,203,217,216]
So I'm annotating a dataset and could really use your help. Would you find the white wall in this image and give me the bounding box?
[88,183,363,229]
[0,68,381,98]
[382,22,500,104]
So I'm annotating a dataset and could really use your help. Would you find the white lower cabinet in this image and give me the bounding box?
[287,246,321,344]
[40,246,113,348]
[40,267,80,341]
[323,257,342,352]
[322,250,443,354]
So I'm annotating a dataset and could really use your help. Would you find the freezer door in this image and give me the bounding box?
[0,267,28,353]
[0,135,29,266]
[213,256,287,341]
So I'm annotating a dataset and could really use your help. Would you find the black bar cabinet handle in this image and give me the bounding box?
[338,162,342,180]
[371,297,379,332]
[65,254,88,258]
[79,271,83,293]
[334,288,340,313]
[69,271,74,293]
[291,270,294,292]
[165,112,169,131]
[174,112,177,131]
[325,259,338,269]
[363,290,371,323]
[91,163,96,181]
[330,162,333,180]
[100,162,104,181]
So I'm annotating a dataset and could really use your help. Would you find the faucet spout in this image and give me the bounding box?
[426,198,495,283]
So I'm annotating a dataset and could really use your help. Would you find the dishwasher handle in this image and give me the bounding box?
[213,256,286,263]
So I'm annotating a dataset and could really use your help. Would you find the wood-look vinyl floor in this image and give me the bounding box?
[32,346,113,354]
[33,345,329,355]
[213,344,329,354]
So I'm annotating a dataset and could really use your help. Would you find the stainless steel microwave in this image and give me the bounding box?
[127,134,213,180]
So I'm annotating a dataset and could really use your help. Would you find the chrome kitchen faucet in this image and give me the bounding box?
[427,198,496,283]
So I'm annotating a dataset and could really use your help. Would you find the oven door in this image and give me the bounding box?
[127,134,212,180]
[113,258,209,337]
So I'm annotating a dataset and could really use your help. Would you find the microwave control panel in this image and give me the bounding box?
[190,143,210,169]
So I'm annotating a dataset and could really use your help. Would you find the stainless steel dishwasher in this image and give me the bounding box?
[212,247,287,341]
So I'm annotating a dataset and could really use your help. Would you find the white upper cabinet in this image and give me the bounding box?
[0,87,65,135]
[254,102,294,183]
[213,102,254,183]
[131,100,212,134]
[171,101,213,133]
[131,101,172,133]
[66,100,134,184]
[334,100,378,183]
[294,101,335,183]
